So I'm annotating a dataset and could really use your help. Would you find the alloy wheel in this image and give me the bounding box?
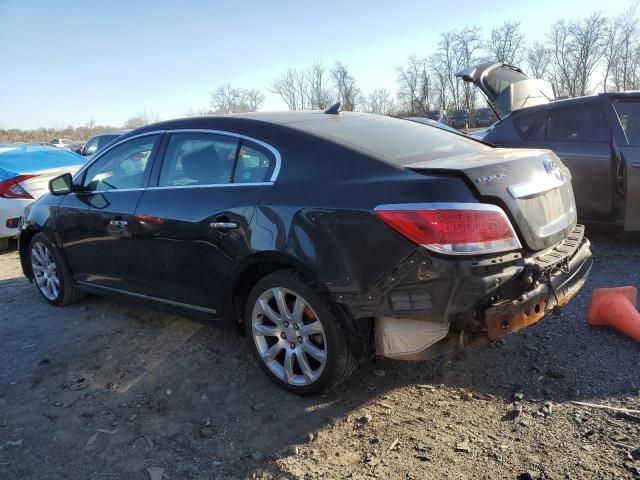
[31,242,60,301]
[251,287,327,386]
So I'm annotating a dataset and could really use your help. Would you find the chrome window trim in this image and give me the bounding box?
[72,130,166,181]
[147,182,274,191]
[164,128,282,182]
[71,128,282,194]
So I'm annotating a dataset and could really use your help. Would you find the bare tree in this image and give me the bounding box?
[486,21,526,64]
[525,41,552,79]
[307,62,335,110]
[331,62,360,111]
[124,109,160,129]
[185,107,212,117]
[270,68,309,110]
[209,84,264,114]
[456,27,484,111]
[548,13,607,97]
[396,56,431,116]
[363,89,395,115]
[605,7,640,91]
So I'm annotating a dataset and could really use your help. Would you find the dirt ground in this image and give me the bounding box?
[1,231,640,480]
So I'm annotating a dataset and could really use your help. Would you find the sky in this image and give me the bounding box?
[0,0,633,129]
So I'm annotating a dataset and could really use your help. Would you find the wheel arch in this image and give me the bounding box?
[19,227,40,280]
[225,251,327,332]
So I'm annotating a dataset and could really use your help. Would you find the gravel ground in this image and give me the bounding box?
[1,231,639,480]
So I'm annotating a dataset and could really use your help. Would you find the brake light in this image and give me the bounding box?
[374,203,521,255]
[0,175,36,199]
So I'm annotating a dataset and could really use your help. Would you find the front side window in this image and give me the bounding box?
[547,104,610,143]
[83,135,159,192]
[614,100,640,145]
[159,133,239,187]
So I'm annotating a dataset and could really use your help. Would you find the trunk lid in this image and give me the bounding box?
[20,165,81,199]
[407,148,577,251]
[456,62,554,116]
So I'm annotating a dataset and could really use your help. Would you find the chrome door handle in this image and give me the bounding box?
[210,221,239,229]
[109,220,128,228]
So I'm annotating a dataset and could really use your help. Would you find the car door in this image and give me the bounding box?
[608,96,640,231]
[511,103,613,221]
[57,133,163,292]
[130,130,278,314]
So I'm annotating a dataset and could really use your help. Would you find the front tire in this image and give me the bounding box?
[29,233,84,306]
[245,270,358,395]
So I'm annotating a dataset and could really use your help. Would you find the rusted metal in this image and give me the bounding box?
[484,275,582,340]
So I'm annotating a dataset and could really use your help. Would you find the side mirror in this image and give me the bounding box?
[49,173,73,195]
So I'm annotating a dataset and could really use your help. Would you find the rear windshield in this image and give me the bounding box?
[484,66,528,98]
[292,114,489,165]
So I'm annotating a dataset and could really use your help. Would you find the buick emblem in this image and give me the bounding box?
[544,158,564,182]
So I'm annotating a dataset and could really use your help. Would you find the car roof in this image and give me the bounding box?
[92,130,131,137]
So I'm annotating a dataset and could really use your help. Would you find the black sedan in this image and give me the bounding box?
[19,110,592,394]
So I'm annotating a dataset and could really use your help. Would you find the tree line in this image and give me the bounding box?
[2,4,639,143]
[194,5,640,118]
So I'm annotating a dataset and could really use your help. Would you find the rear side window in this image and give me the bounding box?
[547,104,610,143]
[233,142,274,183]
[159,132,239,187]
[613,100,640,145]
[514,111,547,140]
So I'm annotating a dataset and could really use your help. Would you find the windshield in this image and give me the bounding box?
[453,110,468,118]
[292,113,489,166]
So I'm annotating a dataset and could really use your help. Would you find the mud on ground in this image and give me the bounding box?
[0,231,639,479]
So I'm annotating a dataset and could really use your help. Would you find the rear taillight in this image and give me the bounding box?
[374,203,522,255]
[0,175,36,199]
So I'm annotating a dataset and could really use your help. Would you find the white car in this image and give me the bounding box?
[0,145,85,250]
[50,138,74,149]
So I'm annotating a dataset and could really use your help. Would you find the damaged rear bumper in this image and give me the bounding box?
[483,228,592,339]
[336,225,592,359]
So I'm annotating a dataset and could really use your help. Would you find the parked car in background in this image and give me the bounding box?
[458,61,640,233]
[450,109,470,129]
[50,139,73,149]
[81,130,130,157]
[70,142,86,155]
[474,107,495,127]
[19,110,591,394]
[426,109,448,124]
[0,145,85,250]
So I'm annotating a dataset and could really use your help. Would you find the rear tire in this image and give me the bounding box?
[29,233,85,306]
[245,270,358,395]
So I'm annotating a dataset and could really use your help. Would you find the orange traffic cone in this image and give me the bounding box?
[587,286,640,342]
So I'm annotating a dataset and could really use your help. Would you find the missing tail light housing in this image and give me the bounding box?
[374,203,522,255]
[0,175,36,199]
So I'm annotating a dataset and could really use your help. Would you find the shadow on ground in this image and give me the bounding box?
[0,231,638,479]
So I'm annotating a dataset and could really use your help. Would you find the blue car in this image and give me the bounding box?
[0,144,85,250]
